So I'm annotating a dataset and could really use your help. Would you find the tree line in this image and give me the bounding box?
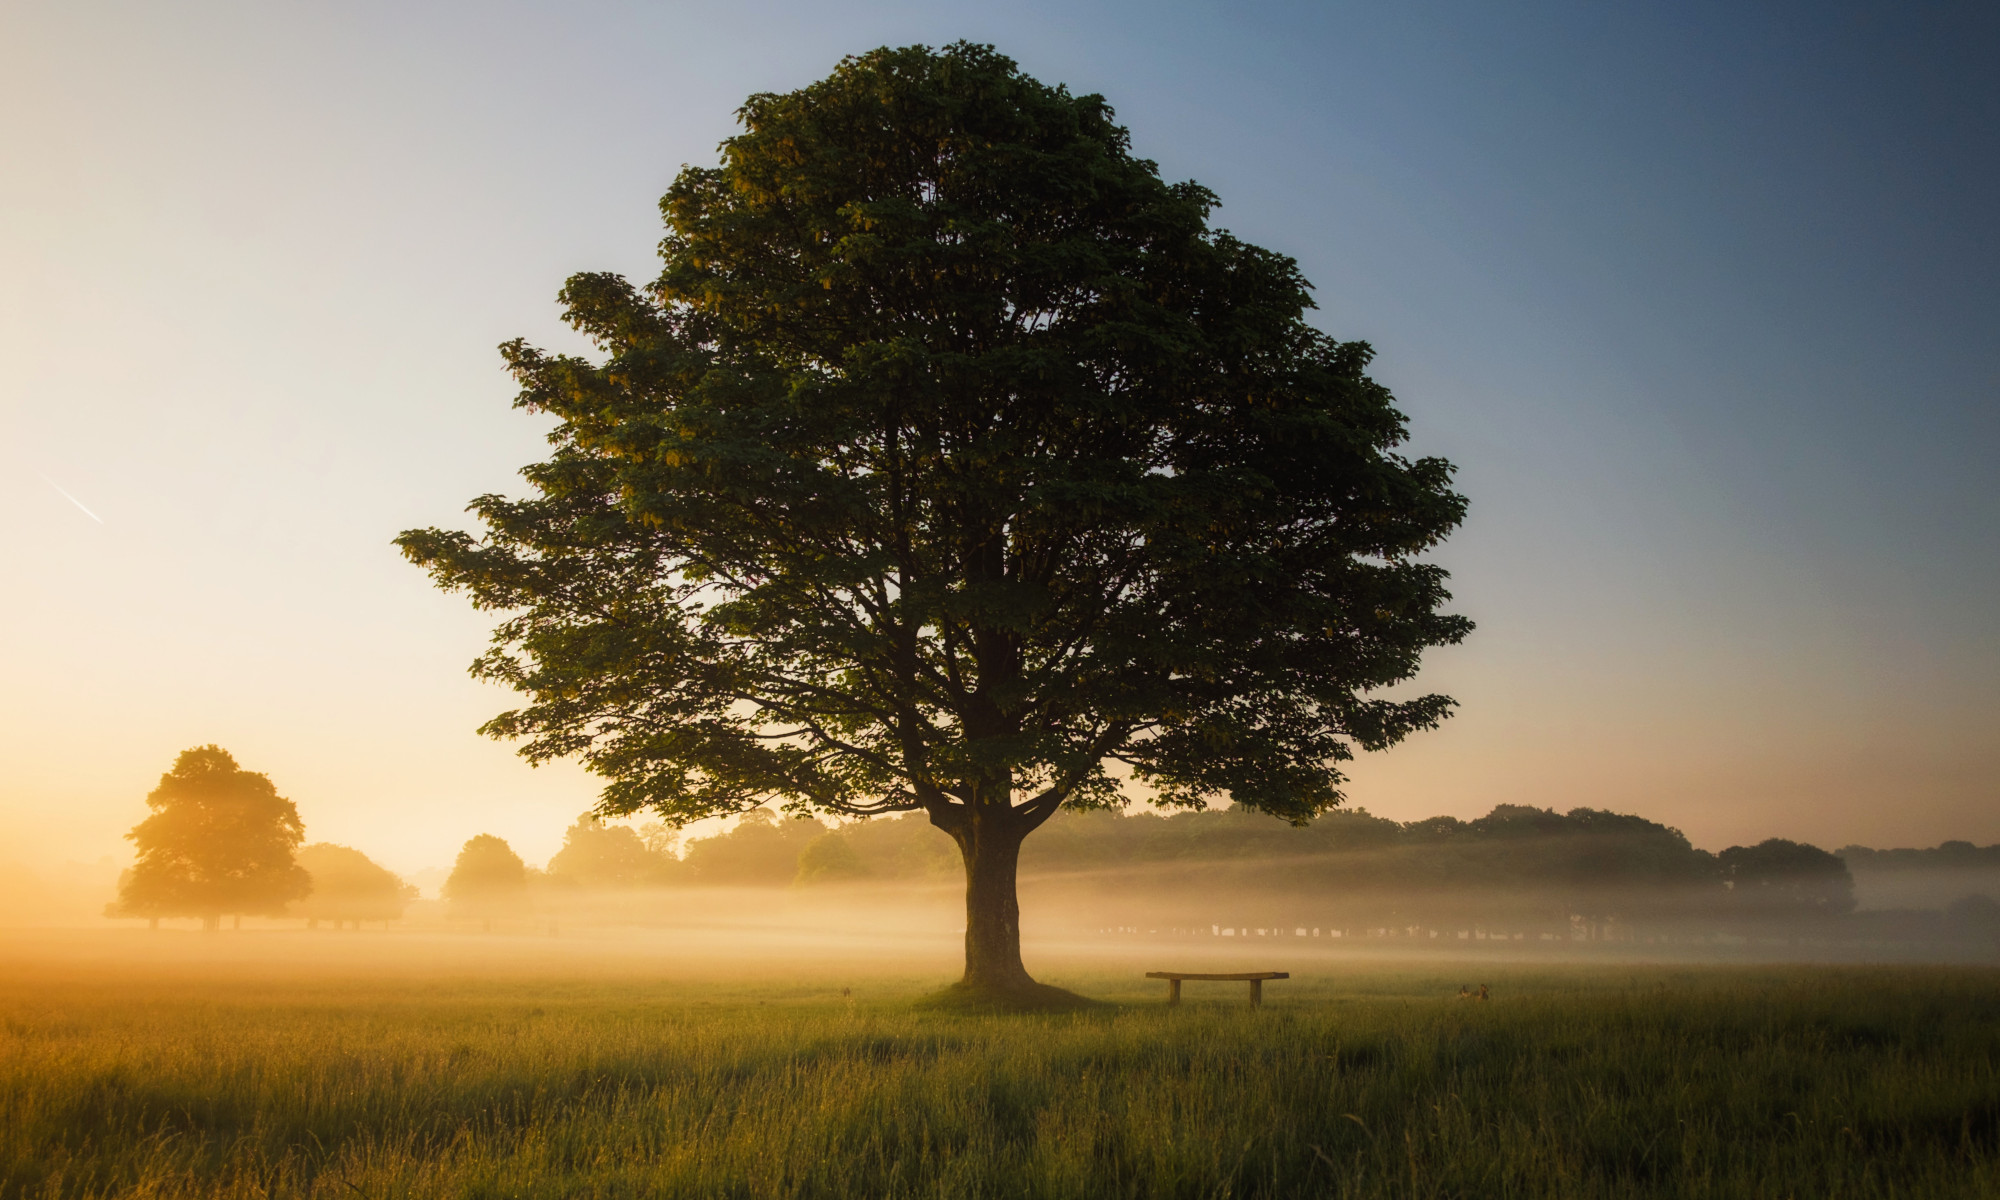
[116,744,2000,937]
[540,802,1868,912]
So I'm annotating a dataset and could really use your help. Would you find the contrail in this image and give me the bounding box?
[41,474,104,523]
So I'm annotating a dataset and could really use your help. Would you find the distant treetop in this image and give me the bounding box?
[293,843,416,925]
[442,834,530,922]
[1840,840,2000,869]
[546,815,680,889]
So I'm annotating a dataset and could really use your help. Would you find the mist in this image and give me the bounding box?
[10,805,1992,973]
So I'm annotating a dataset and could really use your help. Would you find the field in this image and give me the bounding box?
[2,932,1996,1199]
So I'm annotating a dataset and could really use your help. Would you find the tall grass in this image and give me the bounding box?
[2,965,1994,1198]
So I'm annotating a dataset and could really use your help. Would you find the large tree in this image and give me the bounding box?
[399,43,1470,1004]
[110,745,310,930]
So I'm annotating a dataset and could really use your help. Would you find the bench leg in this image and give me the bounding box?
[1249,978,1262,1008]
[1168,978,1181,1006]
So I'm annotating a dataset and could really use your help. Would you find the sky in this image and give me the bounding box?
[2,0,1995,879]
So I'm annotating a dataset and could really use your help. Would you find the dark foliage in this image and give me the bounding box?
[396,41,1467,829]
[790,803,1720,887]
[1721,838,1857,915]
[397,43,1469,991]
[1840,840,2000,870]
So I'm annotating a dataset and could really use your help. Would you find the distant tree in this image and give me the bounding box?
[1400,815,1470,842]
[293,843,417,928]
[397,43,1470,1005]
[794,831,875,885]
[807,813,961,884]
[442,834,530,929]
[636,822,683,859]
[682,809,828,886]
[108,745,310,931]
[546,814,678,888]
[1839,840,2000,870]
[1720,839,1856,916]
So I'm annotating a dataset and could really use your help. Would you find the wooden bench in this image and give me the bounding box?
[1146,971,1289,1007]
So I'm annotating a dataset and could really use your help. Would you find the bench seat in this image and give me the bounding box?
[1145,970,1289,1006]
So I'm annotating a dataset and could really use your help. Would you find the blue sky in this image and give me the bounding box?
[2,0,1993,872]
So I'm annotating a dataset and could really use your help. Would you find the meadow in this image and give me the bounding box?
[1,934,1995,1199]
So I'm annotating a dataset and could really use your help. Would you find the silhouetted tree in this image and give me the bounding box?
[398,43,1469,1005]
[442,834,529,929]
[1839,840,2000,870]
[108,745,310,930]
[1720,838,1856,915]
[293,843,417,927]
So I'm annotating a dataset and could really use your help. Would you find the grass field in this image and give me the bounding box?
[2,939,1995,1199]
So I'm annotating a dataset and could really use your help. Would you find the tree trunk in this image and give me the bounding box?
[921,784,1087,1010]
[952,808,1033,992]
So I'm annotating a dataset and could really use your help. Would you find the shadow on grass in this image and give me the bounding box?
[913,979,1109,1015]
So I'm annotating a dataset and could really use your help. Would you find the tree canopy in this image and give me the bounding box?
[1720,838,1856,915]
[442,834,530,923]
[398,43,1470,999]
[681,809,828,886]
[110,745,310,929]
[546,815,679,889]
